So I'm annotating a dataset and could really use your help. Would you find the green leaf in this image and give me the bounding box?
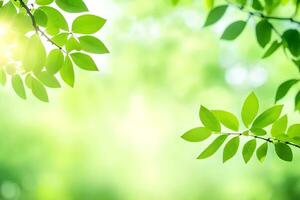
[256,142,268,163]
[12,74,26,99]
[262,40,281,58]
[36,71,61,88]
[78,36,109,54]
[46,49,64,74]
[34,9,48,27]
[221,21,247,40]
[275,79,299,102]
[204,5,228,27]
[252,105,283,128]
[31,77,49,102]
[199,106,221,132]
[197,135,228,159]
[252,0,263,10]
[212,110,239,131]
[256,20,272,48]
[274,143,293,162]
[36,0,54,5]
[55,0,88,13]
[282,29,300,57]
[296,90,300,112]
[40,6,68,31]
[72,14,106,34]
[223,136,240,163]
[66,37,81,53]
[250,128,267,136]
[51,32,69,47]
[0,69,6,86]
[287,124,300,139]
[271,115,288,137]
[242,139,257,163]
[241,92,259,128]
[60,56,75,87]
[181,127,212,142]
[70,52,98,71]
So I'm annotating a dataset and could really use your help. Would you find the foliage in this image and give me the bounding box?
[0,0,108,102]
[182,92,300,163]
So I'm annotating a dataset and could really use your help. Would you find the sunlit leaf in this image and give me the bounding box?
[197,135,228,159]
[72,14,106,34]
[271,115,288,137]
[223,136,239,163]
[31,77,49,102]
[204,5,228,27]
[250,128,267,136]
[181,127,212,142]
[78,35,109,54]
[46,49,64,74]
[212,110,239,131]
[55,0,88,13]
[70,52,98,71]
[199,106,221,132]
[36,71,61,88]
[221,21,246,40]
[242,139,257,163]
[287,124,300,139]
[12,74,26,99]
[241,92,259,128]
[252,105,283,128]
[256,142,268,163]
[60,55,74,87]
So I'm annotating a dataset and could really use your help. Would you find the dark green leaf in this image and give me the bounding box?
[252,0,263,10]
[221,21,246,40]
[204,5,228,27]
[256,20,272,48]
[295,90,300,112]
[262,40,281,58]
[274,143,293,162]
[282,29,300,57]
[275,79,299,102]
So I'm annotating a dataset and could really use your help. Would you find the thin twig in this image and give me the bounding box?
[222,132,300,149]
[17,0,67,53]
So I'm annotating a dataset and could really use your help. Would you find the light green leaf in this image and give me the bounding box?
[221,21,247,40]
[46,49,64,74]
[78,36,109,54]
[60,56,74,87]
[242,139,257,163]
[34,9,48,27]
[51,32,69,47]
[197,135,228,159]
[36,0,54,5]
[36,71,61,88]
[241,92,259,128]
[271,115,288,137]
[250,128,267,136]
[66,37,81,53]
[274,143,293,162]
[72,14,106,34]
[252,105,283,128]
[256,142,268,163]
[0,69,6,86]
[204,5,228,27]
[199,106,221,132]
[223,136,240,163]
[31,77,49,102]
[212,110,239,131]
[40,6,68,31]
[55,0,88,13]
[275,79,299,103]
[71,52,98,71]
[181,127,212,142]
[12,74,26,99]
[287,124,300,139]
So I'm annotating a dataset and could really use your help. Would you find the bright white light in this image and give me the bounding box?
[225,65,248,86]
[0,23,8,38]
[248,66,268,87]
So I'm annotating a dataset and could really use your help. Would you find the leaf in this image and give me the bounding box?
[60,56,75,87]
[70,52,98,71]
[46,49,64,74]
[296,90,300,112]
[212,110,239,131]
[34,9,48,27]
[241,92,259,128]
[181,127,212,142]
[78,36,109,54]
[40,6,68,32]
[287,124,300,139]
[256,20,272,48]
[275,79,299,102]
[271,115,288,137]
[250,128,267,136]
[0,69,6,86]
[252,105,283,128]
[55,0,88,13]
[204,5,228,27]
[199,106,221,132]
[274,143,293,162]
[262,40,281,58]
[197,135,228,159]
[31,77,49,102]
[252,0,263,10]
[282,29,300,57]
[51,32,69,47]
[223,136,240,163]
[221,21,247,40]
[72,14,106,34]
[12,74,26,99]
[66,37,81,53]
[242,139,257,163]
[36,0,54,5]
[256,142,268,163]
[36,71,61,88]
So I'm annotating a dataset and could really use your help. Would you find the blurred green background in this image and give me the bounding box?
[0,0,299,199]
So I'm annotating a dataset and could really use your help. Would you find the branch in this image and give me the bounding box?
[223,132,300,149]
[17,0,67,53]
[226,0,300,25]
